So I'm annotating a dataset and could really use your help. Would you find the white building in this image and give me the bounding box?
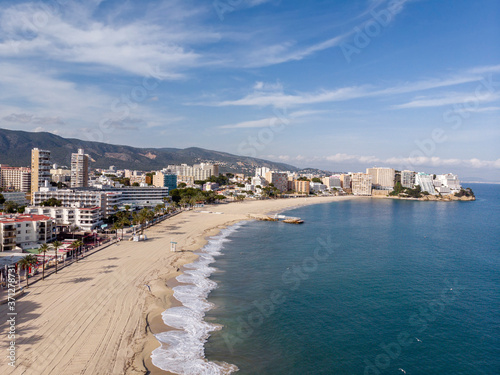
[401,170,416,188]
[0,214,56,251]
[415,173,436,195]
[255,167,271,178]
[251,176,267,187]
[351,173,372,196]
[31,148,51,197]
[310,182,327,193]
[434,174,461,194]
[24,206,103,232]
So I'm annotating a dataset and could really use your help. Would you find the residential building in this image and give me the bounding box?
[0,214,55,251]
[351,173,372,196]
[434,173,461,195]
[167,163,218,182]
[366,167,395,190]
[33,186,121,218]
[0,166,31,192]
[153,172,177,191]
[340,174,351,189]
[293,180,310,194]
[24,206,103,232]
[265,171,288,192]
[251,176,267,187]
[322,175,342,190]
[203,182,219,191]
[415,172,436,195]
[31,148,51,199]
[1,192,29,207]
[310,182,327,193]
[51,168,71,185]
[71,148,89,188]
[401,170,416,188]
[255,167,270,177]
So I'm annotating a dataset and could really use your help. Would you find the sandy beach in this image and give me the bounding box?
[1,196,357,375]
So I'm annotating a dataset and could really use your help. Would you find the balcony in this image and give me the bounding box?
[3,230,16,238]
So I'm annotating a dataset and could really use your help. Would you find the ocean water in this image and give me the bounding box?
[153,183,500,375]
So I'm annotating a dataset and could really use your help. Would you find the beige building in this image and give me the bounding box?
[340,174,351,189]
[71,148,89,188]
[51,168,71,185]
[366,167,395,190]
[0,214,56,252]
[351,173,372,196]
[31,148,51,200]
[293,180,310,194]
[167,163,219,183]
[0,166,31,192]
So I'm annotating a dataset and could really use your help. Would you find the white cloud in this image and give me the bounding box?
[393,92,500,109]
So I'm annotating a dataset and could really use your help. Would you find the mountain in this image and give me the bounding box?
[0,128,298,174]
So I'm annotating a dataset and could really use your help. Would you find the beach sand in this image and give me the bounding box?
[0,196,357,375]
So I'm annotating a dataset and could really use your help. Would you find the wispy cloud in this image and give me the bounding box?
[393,92,500,109]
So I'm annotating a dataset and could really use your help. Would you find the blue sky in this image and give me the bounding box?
[0,0,499,180]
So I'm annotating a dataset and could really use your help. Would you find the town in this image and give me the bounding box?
[0,146,474,292]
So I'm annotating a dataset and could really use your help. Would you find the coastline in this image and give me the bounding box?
[0,196,357,375]
[132,196,361,375]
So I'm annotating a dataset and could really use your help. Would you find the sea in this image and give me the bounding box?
[151,183,500,375]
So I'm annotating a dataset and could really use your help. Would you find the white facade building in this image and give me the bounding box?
[415,173,436,195]
[24,206,103,232]
[351,173,372,196]
[434,174,461,194]
[0,214,56,251]
[366,167,395,190]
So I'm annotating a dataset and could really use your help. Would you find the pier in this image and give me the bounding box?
[249,214,304,224]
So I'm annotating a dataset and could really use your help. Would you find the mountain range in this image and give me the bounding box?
[0,128,299,174]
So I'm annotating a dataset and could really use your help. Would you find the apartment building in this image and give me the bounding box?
[340,174,352,189]
[415,173,436,195]
[401,170,416,188]
[31,148,51,198]
[366,167,395,190]
[0,166,31,192]
[293,180,310,194]
[71,148,89,188]
[0,214,56,251]
[153,172,177,191]
[24,206,103,232]
[351,173,372,196]
[265,171,288,192]
[322,175,342,190]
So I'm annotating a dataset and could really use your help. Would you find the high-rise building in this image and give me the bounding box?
[366,167,395,190]
[255,167,270,177]
[351,173,372,196]
[71,148,89,188]
[401,170,416,188]
[322,175,342,189]
[31,148,51,200]
[293,180,310,194]
[340,174,352,189]
[153,172,177,191]
[265,171,288,192]
[0,166,31,192]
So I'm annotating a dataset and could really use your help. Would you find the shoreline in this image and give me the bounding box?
[132,196,361,375]
[0,196,359,375]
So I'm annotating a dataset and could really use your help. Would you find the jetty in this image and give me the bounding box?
[249,214,304,224]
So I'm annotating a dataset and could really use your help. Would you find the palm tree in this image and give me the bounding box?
[70,240,84,262]
[111,221,123,240]
[38,243,49,280]
[51,240,63,272]
[70,225,80,239]
[18,255,38,287]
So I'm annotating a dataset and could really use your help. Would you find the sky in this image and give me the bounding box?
[0,0,499,180]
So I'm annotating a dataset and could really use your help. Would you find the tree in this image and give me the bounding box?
[177,182,187,188]
[70,240,84,261]
[38,244,50,280]
[41,198,62,207]
[18,255,38,287]
[3,201,19,213]
[111,222,123,240]
[0,193,5,205]
[312,177,322,183]
[51,240,63,272]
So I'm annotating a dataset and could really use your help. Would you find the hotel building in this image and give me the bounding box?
[71,148,89,188]
[0,166,31,192]
[0,214,56,252]
[31,148,51,199]
[351,173,372,196]
[366,167,395,190]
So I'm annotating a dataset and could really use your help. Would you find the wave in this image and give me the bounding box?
[151,223,245,374]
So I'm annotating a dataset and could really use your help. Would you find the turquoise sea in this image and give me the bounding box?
[153,183,500,374]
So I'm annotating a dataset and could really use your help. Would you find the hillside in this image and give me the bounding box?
[0,128,298,174]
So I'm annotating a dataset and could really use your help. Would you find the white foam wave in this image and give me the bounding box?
[151,222,245,374]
